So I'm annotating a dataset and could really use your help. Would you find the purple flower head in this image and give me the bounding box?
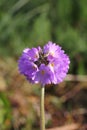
[27,48,39,61]
[48,55,70,83]
[43,41,61,60]
[35,64,52,86]
[18,50,38,83]
[18,41,70,86]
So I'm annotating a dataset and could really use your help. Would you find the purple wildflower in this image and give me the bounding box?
[35,64,52,86]
[43,41,61,60]
[27,48,39,61]
[18,49,38,83]
[18,41,70,86]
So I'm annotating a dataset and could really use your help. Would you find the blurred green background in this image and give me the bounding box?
[0,0,87,74]
[0,0,87,130]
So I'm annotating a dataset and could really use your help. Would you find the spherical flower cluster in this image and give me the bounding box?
[18,41,70,86]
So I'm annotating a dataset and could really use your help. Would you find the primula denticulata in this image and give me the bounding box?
[18,41,70,130]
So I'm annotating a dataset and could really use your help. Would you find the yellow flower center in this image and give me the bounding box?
[50,51,54,56]
[51,62,54,67]
[41,70,45,75]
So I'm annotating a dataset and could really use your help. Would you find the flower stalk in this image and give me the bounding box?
[40,86,45,130]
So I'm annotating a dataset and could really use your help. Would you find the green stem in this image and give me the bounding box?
[40,86,45,130]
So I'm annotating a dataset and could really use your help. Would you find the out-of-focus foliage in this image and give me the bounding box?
[0,93,11,129]
[0,0,87,74]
